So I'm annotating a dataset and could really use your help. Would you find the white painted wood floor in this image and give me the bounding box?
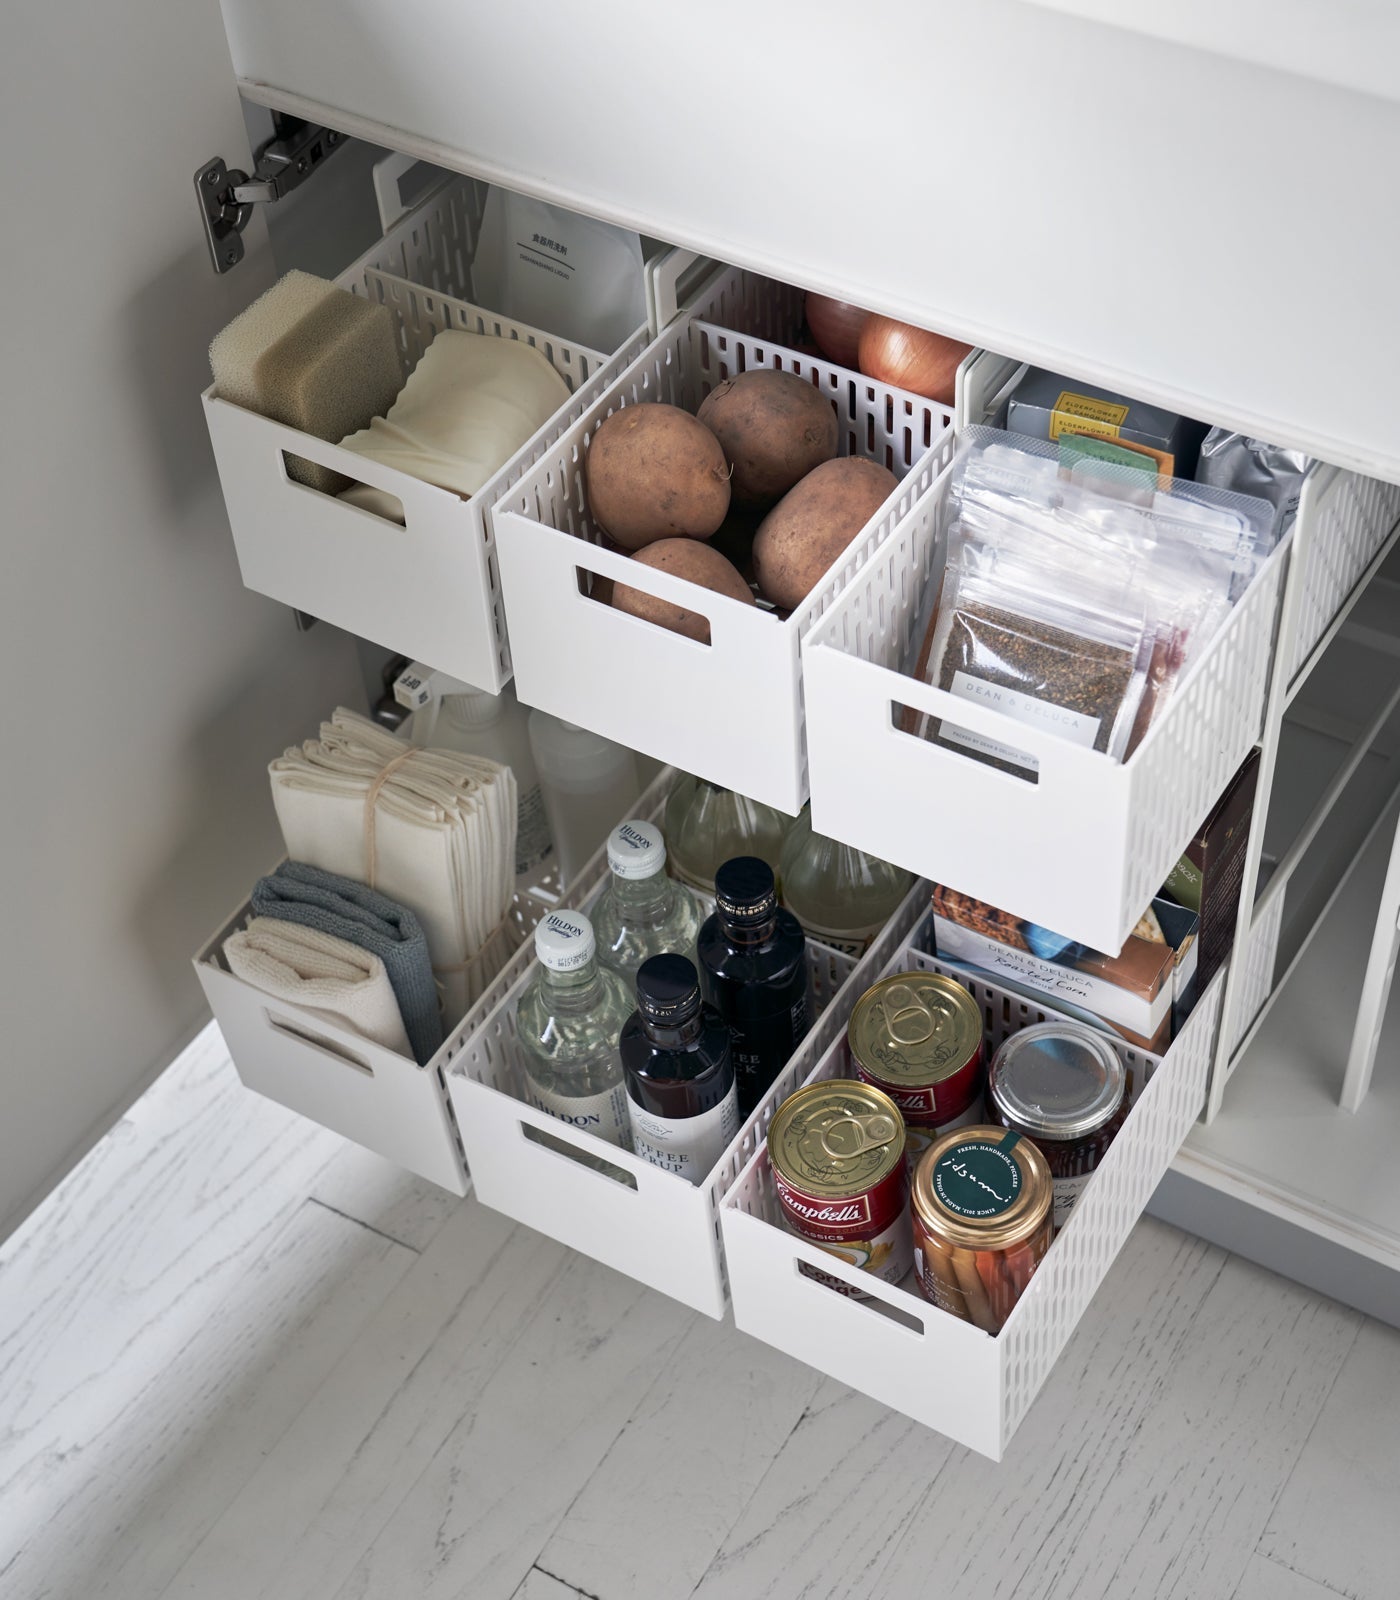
[2,1027,1394,1600]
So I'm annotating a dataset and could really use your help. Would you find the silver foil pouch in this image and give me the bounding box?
[1196,429,1310,539]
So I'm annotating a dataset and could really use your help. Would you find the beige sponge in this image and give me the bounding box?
[209,269,333,410]
[209,270,404,494]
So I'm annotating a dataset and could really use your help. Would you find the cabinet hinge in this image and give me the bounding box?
[195,115,345,274]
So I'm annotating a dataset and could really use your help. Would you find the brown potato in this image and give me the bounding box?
[584,402,731,549]
[753,457,899,609]
[696,368,839,509]
[611,538,755,644]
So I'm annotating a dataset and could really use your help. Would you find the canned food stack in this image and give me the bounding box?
[766,954,1138,1335]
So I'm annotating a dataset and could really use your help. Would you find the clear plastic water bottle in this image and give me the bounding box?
[527,711,641,888]
[515,910,634,1148]
[592,820,704,984]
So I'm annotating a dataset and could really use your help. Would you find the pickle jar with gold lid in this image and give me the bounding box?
[910,1125,1053,1334]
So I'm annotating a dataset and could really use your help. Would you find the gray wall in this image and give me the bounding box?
[0,2,370,1238]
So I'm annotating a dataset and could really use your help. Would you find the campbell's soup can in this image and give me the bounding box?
[767,1080,912,1296]
[848,972,985,1172]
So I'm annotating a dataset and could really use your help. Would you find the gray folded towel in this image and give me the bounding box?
[250,861,443,1065]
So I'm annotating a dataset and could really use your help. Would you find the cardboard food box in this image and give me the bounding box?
[930,885,1198,1053]
[1006,366,1207,479]
[1161,748,1261,992]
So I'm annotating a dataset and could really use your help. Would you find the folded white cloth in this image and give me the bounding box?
[224,916,413,1058]
[269,708,518,1024]
[336,329,571,522]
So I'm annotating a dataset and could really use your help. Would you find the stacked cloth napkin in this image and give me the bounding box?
[247,863,442,1063]
[269,708,518,1024]
[224,912,416,1061]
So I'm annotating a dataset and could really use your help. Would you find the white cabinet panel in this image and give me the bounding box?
[1022,0,1400,103]
[220,0,1400,479]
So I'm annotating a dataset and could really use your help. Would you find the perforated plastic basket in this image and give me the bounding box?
[192,767,674,1193]
[720,915,1227,1459]
[491,266,955,813]
[449,877,930,1317]
[1286,464,1400,686]
[202,176,644,691]
[1228,888,1285,1055]
[800,462,1292,953]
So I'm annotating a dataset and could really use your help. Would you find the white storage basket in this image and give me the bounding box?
[1287,464,1400,688]
[1228,890,1284,1055]
[492,267,954,813]
[449,877,930,1318]
[192,767,675,1193]
[719,918,1227,1460]
[801,463,1292,954]
[202,176,645,691]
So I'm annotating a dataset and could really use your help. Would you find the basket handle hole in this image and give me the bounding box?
[889,700,1041,787]
[280,452,409,527]
[266,1013,375,1077]
[575,565,724,647]
[521,1122,639,1189]
[795,1260,925,1334]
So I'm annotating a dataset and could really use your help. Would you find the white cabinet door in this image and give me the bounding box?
[216,0,1400,481]
[0,0,365,1236]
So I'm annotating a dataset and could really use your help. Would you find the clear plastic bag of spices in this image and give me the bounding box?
[909,559,1154,776]
[907,429,1276,764]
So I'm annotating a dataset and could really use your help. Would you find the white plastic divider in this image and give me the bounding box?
[448,879,930,1318]
[193,767,675,1193]
[954,350,1025,431]
[800,462,1293,955]
[644,248,723,335]
[719,916,1227,1459]
[493,270,955,813]
[202,175,645,691]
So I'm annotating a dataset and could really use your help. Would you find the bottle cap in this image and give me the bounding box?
[714,856,777,927]
[635,953,702,1025]
[534,910,596,973]
[607,819,667,880]
[440,687,508,729]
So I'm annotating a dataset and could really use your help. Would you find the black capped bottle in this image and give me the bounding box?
[698,857,809,1117]
[621,953,738,1185]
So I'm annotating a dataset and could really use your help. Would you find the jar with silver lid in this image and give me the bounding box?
[986,1022,1127,1231]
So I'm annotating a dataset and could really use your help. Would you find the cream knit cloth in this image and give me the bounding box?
[336,330,570,523]
[269,709,518,1024]
[224,917,412,1057]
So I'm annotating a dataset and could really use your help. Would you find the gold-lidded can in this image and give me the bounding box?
[848,971,985,1169]
[768,1079,912,1294]
[910,1125,1053,1334]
